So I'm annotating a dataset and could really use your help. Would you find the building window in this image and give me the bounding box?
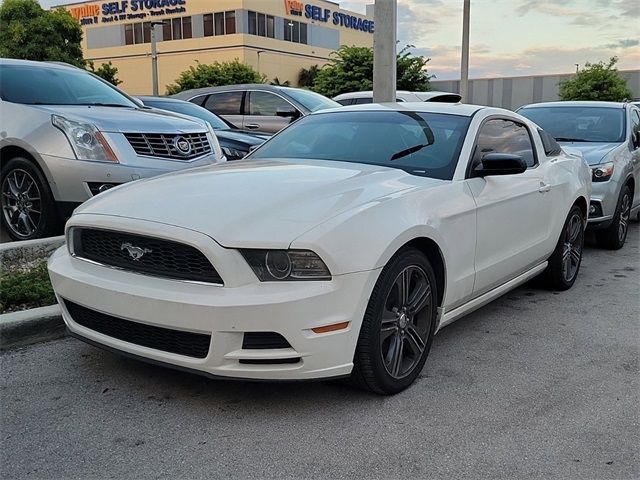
[204,10,236,36]
[125,22,152,45]
[247,11,274,38]
[161,16,193,41]
[284,20,307,44]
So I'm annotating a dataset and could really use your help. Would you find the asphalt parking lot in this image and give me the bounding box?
[1,224,638,480]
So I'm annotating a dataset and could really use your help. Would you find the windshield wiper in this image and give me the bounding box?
[390,143,431,161]
[77,103,133,108]
[554,137,594,142]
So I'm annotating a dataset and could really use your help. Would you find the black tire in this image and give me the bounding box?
[350,248,438,395]
[595,185,632,250]
[0,156,60,241]
[544,205,585,291]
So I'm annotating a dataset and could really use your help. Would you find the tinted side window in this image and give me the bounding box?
[248,91,291,116]
[189,95,208,107]
[472,119,536,169]
[631,110,640,137]
[538,129,562,156]
[354,97,373,105]
[336,98,353,106]
[204,91,243,115]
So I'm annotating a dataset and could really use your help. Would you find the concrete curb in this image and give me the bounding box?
[1,235,65,269]
[0,305,64,350]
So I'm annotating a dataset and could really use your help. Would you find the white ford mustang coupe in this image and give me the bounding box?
[48,103,591,394]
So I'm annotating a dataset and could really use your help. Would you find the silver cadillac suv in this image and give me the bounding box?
[0,59,224,241]
[519,101,640,249]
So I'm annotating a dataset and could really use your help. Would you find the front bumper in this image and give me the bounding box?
[48,232,378,381]
[42,153,218,203]
[587,179,620,228]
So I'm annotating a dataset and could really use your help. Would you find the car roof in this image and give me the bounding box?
[0,58,80,71]
[519,101,628,109]
[136,95,188,104]
[315,102,485,117]
[172,84,289,99]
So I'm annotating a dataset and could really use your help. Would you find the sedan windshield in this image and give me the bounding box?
[280,87,340,112]
[248,110,471,180]
[519,106,625,143]
[141,99,231,130]
[0,64,137,108]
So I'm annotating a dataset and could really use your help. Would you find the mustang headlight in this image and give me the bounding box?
[592,162,614,182]
[241,249,331,281]
[52,115,118,162]
[221,146,248,160]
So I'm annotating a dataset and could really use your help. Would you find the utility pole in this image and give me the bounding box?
[460,0,470,103]
[373,0,397,103]
[150,22,163,96]
[257,50,266,75]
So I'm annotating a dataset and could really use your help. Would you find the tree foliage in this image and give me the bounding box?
[311,45,432,98]
[559,57,633,101]
[166,60,265,95]
[298,65,320,88]
[270,77,291,86]
[87,60,122,86]
[0,0,85,67]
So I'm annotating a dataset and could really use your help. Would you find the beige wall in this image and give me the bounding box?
[65,0,373,94]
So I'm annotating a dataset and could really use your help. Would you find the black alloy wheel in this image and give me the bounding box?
[544,204,585,291]
[1,157,59,240]
[351,248,438,394]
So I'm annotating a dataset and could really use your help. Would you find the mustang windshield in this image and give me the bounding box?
[248,110,471,180]
[519,106,625,143]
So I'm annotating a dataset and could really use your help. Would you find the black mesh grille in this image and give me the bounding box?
[242,332,292,350]
[124,132,211,160]
[64,300,211,358]
[73,228,223,284]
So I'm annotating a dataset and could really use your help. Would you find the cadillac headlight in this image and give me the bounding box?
[241,249,331,281]
[52,115,118,162]
[592,162,614,182]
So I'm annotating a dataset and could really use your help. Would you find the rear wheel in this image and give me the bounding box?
[1,157,60,241]
[544,205,585,291]
[351,248,437,395]
[596,185,632,250]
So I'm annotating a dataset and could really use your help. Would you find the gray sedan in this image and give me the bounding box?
[172,84,339,134]
[519,101,640,249]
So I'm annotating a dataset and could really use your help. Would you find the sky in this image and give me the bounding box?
[37,0,640,81]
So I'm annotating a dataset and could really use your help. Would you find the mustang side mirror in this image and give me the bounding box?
[474,153,527,177]
[276,106,299,118]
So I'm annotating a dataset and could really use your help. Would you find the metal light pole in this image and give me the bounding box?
[256,50,266,74]
[460,0,470,103]
[150,21,163,96]
[373,0,397,103]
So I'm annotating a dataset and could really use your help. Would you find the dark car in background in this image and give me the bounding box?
[172,84,340,134]
[136,96,269,160]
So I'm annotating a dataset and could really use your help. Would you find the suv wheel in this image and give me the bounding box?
[350,248,437,395]
[596,185,632,250]
[1,157,60,241]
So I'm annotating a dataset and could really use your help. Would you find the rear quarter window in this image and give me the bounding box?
[538,129,563,156]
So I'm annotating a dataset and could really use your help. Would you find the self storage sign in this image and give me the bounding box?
[69,0,187,25]
[284,0,374,33]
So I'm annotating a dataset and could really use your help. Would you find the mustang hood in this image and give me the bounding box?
[558,142,620,166]
[32,105,207,134]
[74,160,428,247]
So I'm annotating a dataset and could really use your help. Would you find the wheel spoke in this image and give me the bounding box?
[569,217,581,242]
[406,279,431,316]
[395,269,411,305]
[389,334,404,377]
[405,325,426,356]
[570,247,581,264]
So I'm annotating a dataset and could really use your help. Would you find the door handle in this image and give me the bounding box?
[538,182,551,193]
[245,124,260,129]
